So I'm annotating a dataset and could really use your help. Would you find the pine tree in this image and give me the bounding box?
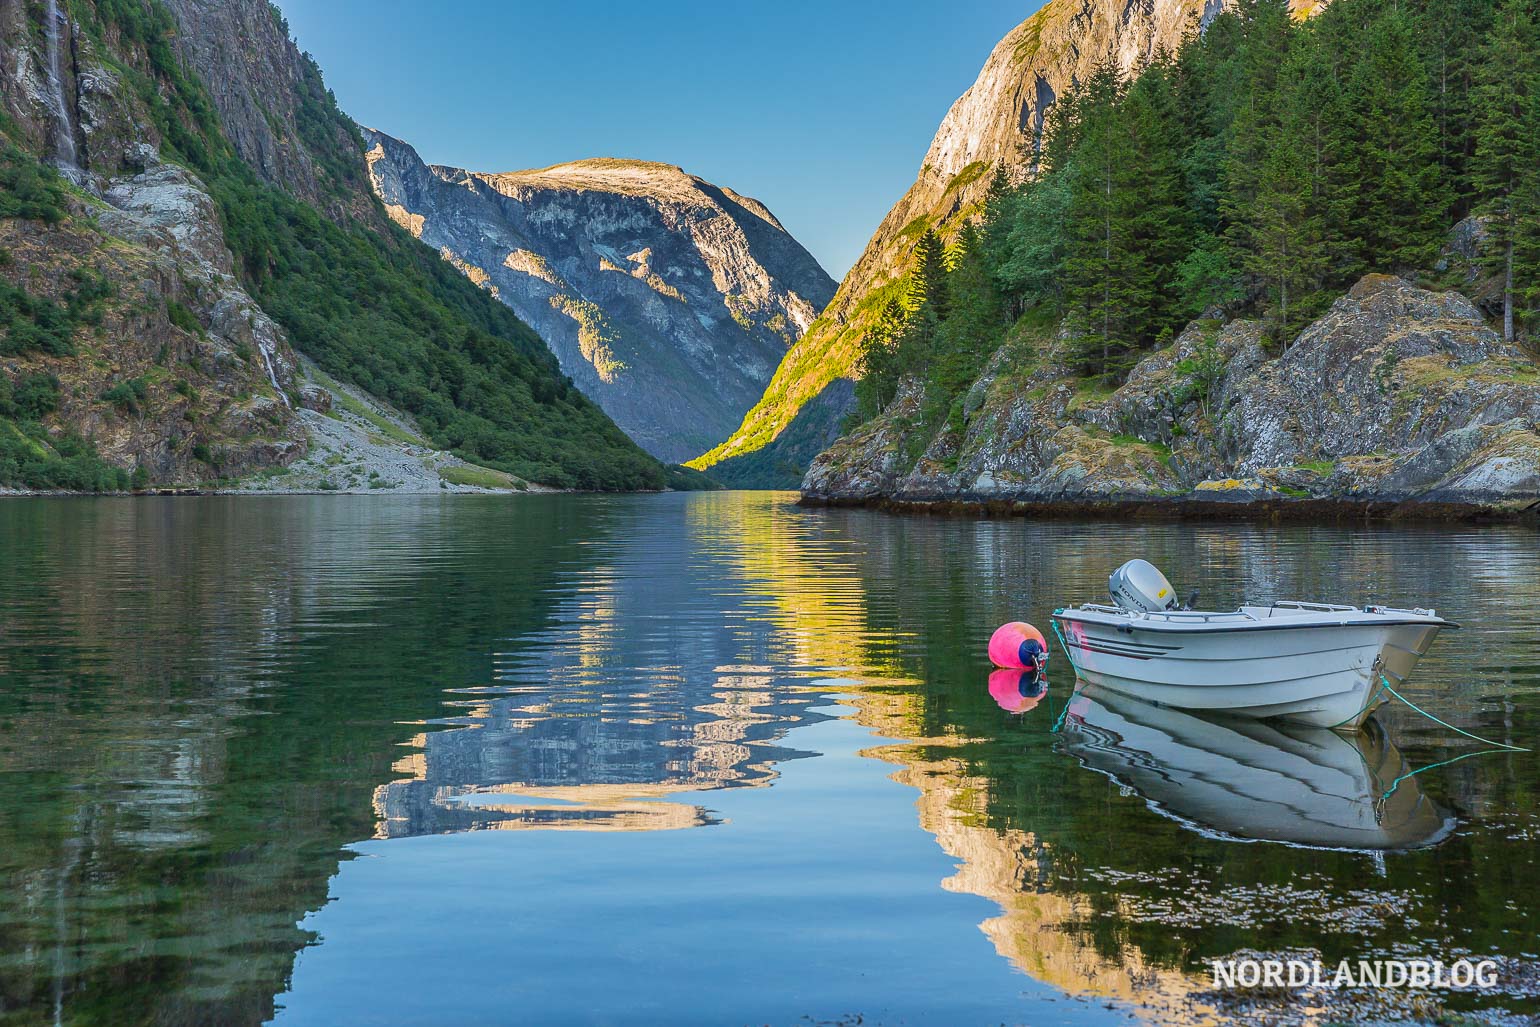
[1171,16,1245,314]
[982,163,1014,225]
[980,163,1019,309]
[1061,56,1145,376]
[1124,51,1199,337]
[910,229,949,322]
[930,221,1005,429]
[854,230,954,420]
[1274,12,1360,284]
[1040,76,1088,177]
[1223,0,1297,225]
[1245,134,1328,342]
[1470,0,1540,340]
[1174,22,1238,237]
[852,298,912,421]
[1410,0,1497,218]
[1341,8,1450,272]
[997,170,1071,313]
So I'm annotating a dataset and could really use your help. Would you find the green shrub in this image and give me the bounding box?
[0,145,68,224]
[0,270,114,357]
[0,372,61,420]
[0,420,128,491]
[101,377,149,414]
[166,300,201,334]
[0,280,75,356]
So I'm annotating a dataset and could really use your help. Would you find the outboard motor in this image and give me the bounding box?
[1109,559,1180,613]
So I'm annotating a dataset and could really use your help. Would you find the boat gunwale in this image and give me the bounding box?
[1051,609,1459,634]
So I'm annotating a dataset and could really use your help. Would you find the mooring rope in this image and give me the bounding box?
[1047,613,1078,733]
[1375,673,1529,753]
[1042,612,1528,768]
[1376,747,1516,809]
[1367,673,1529,808]
[1048,612,1077,671]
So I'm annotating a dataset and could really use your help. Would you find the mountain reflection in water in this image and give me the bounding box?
[0,494,1535,1025]
[372,660,823,836]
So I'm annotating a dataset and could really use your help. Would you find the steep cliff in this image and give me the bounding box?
[155,0,373,219]
[803,275,1540,518]
[694,0,1320,487]
[2,0,665,491]
[1,0,303,486]
[361,130,836,463]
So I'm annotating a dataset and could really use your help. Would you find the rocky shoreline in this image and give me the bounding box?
[798,492,1540,524]
[0,363,549,498]
[801,275,1540,523]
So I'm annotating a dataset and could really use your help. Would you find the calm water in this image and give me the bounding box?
[0,493,1537,1025]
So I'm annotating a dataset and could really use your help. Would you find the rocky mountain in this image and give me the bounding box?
[692,0,1322,487]
[361,130,836,463]
[802,273,1540,519]
[2,0,664,492]
[1,0,303,486]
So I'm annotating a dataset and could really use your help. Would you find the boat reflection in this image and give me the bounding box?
[1058,684,1457,850]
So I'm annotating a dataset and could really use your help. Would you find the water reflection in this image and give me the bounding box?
[1059,685,1458,850]
[0,496,1535,1025]
[372,664,820,837]
[988,669,1049,714]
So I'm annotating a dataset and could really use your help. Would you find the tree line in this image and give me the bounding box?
[855,0,1539,430]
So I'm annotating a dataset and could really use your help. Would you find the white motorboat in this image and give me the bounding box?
[1059,684,1457,850]
[1051,560,1455,731]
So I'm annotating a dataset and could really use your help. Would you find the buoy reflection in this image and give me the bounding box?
[988,668,1048,714]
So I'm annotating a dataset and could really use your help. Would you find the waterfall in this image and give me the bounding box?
[254,330,292,407]
[259,348,291,407]
[43,0,79,170]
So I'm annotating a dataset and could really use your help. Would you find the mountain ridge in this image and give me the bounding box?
[362,127,837,463]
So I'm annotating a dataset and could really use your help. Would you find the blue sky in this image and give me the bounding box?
[273,0,1038,279]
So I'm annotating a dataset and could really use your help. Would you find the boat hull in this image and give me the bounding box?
[1054,615,1443,731]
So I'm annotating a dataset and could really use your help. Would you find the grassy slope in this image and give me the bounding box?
[689,200,982,489]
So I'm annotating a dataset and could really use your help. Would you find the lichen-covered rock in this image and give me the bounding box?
[361,129,836,463]
[803,275,1540,518]
[802,384,923,501]
[297,384,332,414]
[1214,276,1539,496]
[1434,215,1507,322]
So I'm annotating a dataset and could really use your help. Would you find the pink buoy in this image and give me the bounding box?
[988,621,1048,671]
